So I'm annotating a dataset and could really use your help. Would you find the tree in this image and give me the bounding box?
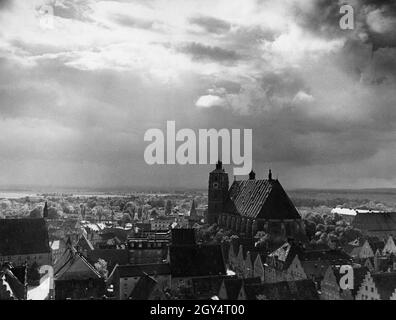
[94,259,108,279]
[165,200,172,215]
[27,262,41,286]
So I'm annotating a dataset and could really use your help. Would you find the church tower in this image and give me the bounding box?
[207,161,229,225]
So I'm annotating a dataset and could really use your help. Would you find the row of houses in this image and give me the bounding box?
[224,235,396,300]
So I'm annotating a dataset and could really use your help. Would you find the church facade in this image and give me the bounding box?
[207,161,306,242]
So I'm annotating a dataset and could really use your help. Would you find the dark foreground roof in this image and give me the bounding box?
[0,218,50,256]
[115,263,170,278]
[224,179,301,220]
[244,279,319,300]
[169,244,226,277]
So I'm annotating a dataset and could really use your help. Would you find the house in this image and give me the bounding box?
[320,265,368,300]
[208,162,306,243]
[50,240,65,264]
[168,244,226,292]
[356,272,396,300]
[263,241,352,284]
[382,236,396,255]
[127,235,169,265]
[263,241,307,283]
[253,253,268,282]
[238,279,319,300]
[53,247,105,300]
[111,263,170,300]
[244,250,259,278]
[353,212,396,239]
[0,218,51,267]
[218,277,260,300]
[75,233,94,257]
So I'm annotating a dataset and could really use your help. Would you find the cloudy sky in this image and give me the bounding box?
[0,0,396,190]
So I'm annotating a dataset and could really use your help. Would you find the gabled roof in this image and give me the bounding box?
[76,233,94,251]
[268,242,304,270]
[224,179,300,220]
[169,244,226,277]
[129,274,158,300]
[222,277,260,300]
[243,279,319,300]
[54,249,101,281]
[0,218,50,256]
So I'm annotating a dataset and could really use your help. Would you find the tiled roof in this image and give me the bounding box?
[54,249,101,281]
[0,218,50,256]
[225,179,300,220]
[169,244,226,277]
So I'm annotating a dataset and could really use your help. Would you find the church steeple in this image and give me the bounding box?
[43,201,48,218]
[208,162,229,225]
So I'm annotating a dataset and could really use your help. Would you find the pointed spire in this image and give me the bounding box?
[216,160,222,170]
[249,170,256,180]
[268,169,272,181]
[43,201,48,218]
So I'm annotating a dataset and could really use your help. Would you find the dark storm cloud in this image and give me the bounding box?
[178,42,241,62]
[293,0,342,39]
[189,16,231,34]
[0,0,11,10]
[293,0,396,51]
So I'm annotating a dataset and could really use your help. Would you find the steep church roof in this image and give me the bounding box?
[224,178,301,220]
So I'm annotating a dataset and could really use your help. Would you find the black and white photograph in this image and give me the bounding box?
[1,0,396,306]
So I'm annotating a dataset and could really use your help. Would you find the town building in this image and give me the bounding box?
[320,265,368,300]
[110,263,171,300]
[53,246,105,300]
[356,272,396,300]
[0,218,51,267]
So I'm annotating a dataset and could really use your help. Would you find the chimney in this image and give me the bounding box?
[216,160,222,170]
[249,170,256,180]
[268,169,273,181]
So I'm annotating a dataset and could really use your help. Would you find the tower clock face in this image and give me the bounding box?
[213,182,219,189]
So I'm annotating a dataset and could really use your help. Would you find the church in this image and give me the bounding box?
[207,161,306,242]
